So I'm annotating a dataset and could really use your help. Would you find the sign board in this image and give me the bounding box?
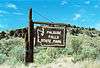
[25,8,67,64]
[36,26,66,47]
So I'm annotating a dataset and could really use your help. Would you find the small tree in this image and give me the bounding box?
[0,31,6,39]
[9,30,15,36]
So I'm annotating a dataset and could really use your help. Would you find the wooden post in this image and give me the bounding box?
[25,8,34,64]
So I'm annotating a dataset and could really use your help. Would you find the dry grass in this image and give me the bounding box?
[0,55,100,68]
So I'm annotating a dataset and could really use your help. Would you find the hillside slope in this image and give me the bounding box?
[0,31,100,68]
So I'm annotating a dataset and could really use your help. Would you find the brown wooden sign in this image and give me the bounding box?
[36,26,66,47]
[25,8,67,64]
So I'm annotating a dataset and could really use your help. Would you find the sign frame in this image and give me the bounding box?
[35,26,66,47]
[25,8,67,64]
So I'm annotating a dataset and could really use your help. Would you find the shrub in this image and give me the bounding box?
[0,37,25,64]
[0,54,7,64]
[8,46,25,64]
[71,38,82,54]
[81,46,99,60]
[35,47,67,64]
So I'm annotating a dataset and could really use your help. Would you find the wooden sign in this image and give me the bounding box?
[36,26,66,47]
[25,8,67,64]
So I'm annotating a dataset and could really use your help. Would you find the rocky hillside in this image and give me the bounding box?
[0,22,100,40]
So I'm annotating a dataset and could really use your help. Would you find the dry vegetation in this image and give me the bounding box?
[0,32,100,68]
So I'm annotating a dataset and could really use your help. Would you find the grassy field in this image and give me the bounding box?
[0,33,100,68]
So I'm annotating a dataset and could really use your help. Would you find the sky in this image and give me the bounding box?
[0,0,100,31]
